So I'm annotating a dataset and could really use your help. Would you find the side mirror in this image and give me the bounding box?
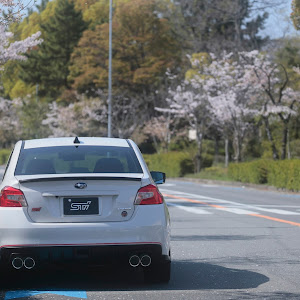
[150,171,166,185]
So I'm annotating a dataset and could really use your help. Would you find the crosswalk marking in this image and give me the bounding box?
[247,207,300,215]
[162,188,300,216]
[167,202,212,214]
[214,207,258,215]
[166,198,257,215]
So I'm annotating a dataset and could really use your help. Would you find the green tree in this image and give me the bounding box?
[20,0,87,99]
[291,0,300,30]
[276,38,300,90]
[276,38,300,144]
[69,0,180,95]
[171,0,268,53]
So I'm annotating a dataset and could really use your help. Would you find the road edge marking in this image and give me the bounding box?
[249,214,300,227]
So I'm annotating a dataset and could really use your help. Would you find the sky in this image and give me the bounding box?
[262,0,299,39]
[13,0,299,40]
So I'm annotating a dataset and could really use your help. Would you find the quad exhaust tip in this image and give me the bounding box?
[12,257,36,270]
[129,255,140,267]
[129,254,152,267]
[24,257,35,269]
[140,255,151,267]
[12,257,23,270]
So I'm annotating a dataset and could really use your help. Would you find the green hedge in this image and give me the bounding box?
[143,152,194,178]
[267,160,300,191]
[0,149,11,165]
[228,160,269,184]
[228,159,300,191]
[185,166,231,181]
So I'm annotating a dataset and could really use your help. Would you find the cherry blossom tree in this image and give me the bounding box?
[110,93,142,139]
[0,0,36,25]
[156,77,212,172]
[200,52,257,163]
[0,25,42,65]
[42,96,107,138]
[240,50,300,159]
[143,115,175,153]
[157,50,300,169]
[43,89,145,139]
[198,50,300,162]
[0,26,42,146]
[0,97,21,147]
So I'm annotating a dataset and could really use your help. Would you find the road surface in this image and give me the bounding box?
[0,171,299,299]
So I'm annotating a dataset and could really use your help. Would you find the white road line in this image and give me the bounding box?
[161,188,300,216]
[163,183,175,187]
[167,203,212,214]
[249,207,300,215]
[215,207,258,215]
[252,205,300,208]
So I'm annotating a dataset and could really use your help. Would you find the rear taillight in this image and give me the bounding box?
[134,184,163,205]
[0,186,27,207]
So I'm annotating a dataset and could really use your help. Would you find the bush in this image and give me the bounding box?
[185,166,231,181]
[267,160,300,191]
[202,166,228,177]
[289,139,300,158]
[201,153,214,169]
[0,149,11,165]
[228,159,300,191]
[143,152,194,178]
[228,160,269,184]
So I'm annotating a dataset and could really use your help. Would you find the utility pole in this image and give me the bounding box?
[108,0,113,138]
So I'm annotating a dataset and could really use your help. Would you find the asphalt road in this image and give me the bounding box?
[0,168,300,299]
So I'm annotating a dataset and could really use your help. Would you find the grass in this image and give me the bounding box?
[184,166,233,182]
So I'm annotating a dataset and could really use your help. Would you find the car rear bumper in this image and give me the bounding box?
[0,205,171,257]
[0,243,170,268]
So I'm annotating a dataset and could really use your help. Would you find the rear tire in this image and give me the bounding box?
[144,261,171,284]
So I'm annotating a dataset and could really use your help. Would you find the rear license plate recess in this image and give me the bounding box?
[63,197,99,215]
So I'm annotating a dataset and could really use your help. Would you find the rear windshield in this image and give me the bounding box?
[15,146,143,175]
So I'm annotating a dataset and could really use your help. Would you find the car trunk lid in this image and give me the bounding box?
[16,174,143,223]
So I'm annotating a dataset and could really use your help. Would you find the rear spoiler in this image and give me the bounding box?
[18,177,142,184]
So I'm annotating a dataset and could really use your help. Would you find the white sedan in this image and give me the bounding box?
[0,137,171,283]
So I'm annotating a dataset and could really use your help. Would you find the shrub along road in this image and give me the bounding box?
[0,172,300,299]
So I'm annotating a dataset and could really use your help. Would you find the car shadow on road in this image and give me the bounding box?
[0,259,268,294]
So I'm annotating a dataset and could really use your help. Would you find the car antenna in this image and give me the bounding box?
[73,136,80,144]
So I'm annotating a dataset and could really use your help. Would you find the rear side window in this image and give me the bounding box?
[15,146,143,175]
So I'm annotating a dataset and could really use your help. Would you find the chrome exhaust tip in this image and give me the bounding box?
[24,257,35,270]
[140,255,151,267]
[129,255,140,267]
[12,257,23,270]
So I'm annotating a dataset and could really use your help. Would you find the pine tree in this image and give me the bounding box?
[21,0,86,98]
[172,0,268,53]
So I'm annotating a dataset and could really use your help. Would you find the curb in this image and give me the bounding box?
[171,177,300,195]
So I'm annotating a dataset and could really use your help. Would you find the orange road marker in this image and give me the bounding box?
[163,193,225,209]
[249,214,300,227]
[164,193,300,228]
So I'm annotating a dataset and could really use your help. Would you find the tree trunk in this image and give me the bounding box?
[195,126,203,173]
[234,18,242,51]
[281,123,289,160]
[152,135,159,153]
[165,113,171,152]
[225,138,229,168]
[287,129,291,159]
[263,117,279,160]
[233,130,242,162]
[214,136,219,164]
